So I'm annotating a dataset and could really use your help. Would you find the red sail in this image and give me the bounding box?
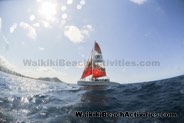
[94,42,101,53]
[92,42,106,78]
[92,68,106,78]
[80,54,92,79]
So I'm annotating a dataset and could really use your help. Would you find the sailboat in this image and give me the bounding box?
[77,41,119,86]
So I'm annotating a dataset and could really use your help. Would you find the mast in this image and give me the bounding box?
[91,41,95,80]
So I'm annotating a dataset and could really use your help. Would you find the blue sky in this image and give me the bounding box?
[0,0,184,83]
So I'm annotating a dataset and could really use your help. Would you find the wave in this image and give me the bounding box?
[0,72,184,123]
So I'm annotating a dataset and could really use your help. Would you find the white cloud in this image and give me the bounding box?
[37,67,53,73]
[36,67,66,79]
[129,0,147,5]
[76,4,82,10]
[80,0,86,5]
[64,25,93,43]
[38,46,45,51]
[41,21,51,28]
[61,5,67,11]
[19,22,37,39]
[64,26,84,43]
[9,23,17,33]
[76,0,86,10]
[0,55,15,71]
[29,15,35,21]
[85,25,93,30]
[82,25,93,35]
[67,0,73,5]
[33,22,40,28]
[0,17,2,31]
[62,13,68,20]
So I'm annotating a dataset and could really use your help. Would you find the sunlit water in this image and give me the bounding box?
[0,72,184,123]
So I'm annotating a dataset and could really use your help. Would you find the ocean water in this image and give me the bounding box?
[0,72,184,123]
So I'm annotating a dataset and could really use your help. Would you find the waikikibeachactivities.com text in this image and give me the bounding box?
[75,111,177,118]
[22,59,160,67]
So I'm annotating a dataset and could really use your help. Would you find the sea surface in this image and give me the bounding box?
[0,72,184,123]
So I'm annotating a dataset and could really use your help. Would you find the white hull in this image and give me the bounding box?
[77,80,120,86]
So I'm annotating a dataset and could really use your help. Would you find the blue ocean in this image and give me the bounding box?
[0,71,184,123]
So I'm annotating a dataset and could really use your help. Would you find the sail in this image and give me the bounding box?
[80,51,93,79]
[92,42,106,78]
